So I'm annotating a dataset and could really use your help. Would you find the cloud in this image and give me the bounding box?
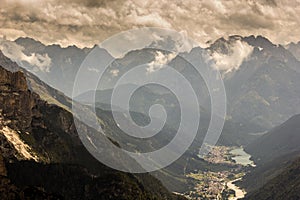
[0,0,299,48]
[22,53,52,72]
[125,10,172,28]
[100,28,195,58]
[0,37,52,72]
[209,39,254,73]
[147,51,176,73]
[174,31,195,53]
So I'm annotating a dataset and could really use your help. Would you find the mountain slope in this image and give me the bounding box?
[219,36,300,130]
[245,114,300,164]
[14,37,92,97]
[0,51,183,200]
[287,41,300,61]
[237,115,300,195]
[0,49,72,111]
[244,156,300,200]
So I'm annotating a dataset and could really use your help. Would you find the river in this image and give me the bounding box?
[226,147,256,199]
[227,178,245,200]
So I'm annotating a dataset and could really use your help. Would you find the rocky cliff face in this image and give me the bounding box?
[0,154,6,176]
[0,67,34,130]
[0,63,77,162]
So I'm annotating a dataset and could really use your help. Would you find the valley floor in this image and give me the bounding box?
[183,146,255,200]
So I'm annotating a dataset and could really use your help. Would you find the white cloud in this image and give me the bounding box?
[23,53,52,72]
[125,10,172,28]
[100,28,195,58]
[147,51,176,73]
[209,40,254,73]
[0,37,52,72]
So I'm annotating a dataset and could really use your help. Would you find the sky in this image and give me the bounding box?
[0,0,300,48]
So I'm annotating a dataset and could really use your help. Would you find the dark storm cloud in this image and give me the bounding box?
[69,0,120,7]
[226,13,275,29]
[264,0,277,6]
[0,0,299,47]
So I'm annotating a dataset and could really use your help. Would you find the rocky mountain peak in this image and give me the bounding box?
[243,35,275,48]
[0,67,28,92]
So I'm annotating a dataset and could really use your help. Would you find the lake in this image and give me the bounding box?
[230,147,256,167]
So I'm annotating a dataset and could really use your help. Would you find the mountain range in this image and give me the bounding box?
[4,35,300,134]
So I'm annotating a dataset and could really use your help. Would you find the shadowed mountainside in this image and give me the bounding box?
[0,51,185,200]
[244,156,300,200]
